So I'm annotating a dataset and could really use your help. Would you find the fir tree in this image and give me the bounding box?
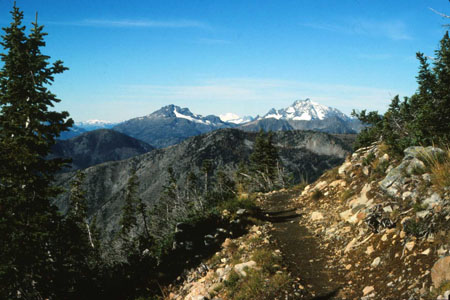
[0,5,72,299]
[119,169,140,256]
[353,31,450,152]
[249,130,279,191]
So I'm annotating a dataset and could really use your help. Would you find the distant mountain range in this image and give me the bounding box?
[61,99,361,148]
[75,119,117,130]
[241,99,361,133]
[112,104,233,148]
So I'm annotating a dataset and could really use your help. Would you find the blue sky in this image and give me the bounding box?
[1,0,450,122]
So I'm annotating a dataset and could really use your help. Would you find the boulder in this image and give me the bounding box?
[338,161,352,175]
[380,146,445,196]
[234,261,257,277]
[362,285,374,296]
[431,256,450,289]
[311,211,324,221]
[371,257,381,267]
[423,193,443,209]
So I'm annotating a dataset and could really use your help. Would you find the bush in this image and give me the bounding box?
[311,190,323,201]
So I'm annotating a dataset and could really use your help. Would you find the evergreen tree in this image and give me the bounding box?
[0,5,73,299]
[119,169,140,256]
[201,159,213,195]
[249,130,279,191]
[353,31,450,152]
[55,171,101,298]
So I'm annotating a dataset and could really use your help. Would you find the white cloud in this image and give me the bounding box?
[302,18,412,41]
[48,19,211,30]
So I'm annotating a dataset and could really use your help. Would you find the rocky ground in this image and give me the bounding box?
[165,143,450,300]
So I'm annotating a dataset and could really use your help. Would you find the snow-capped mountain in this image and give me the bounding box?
[261,99,350,121]
[142,104,228,127]
[76,119,117,131]
[113,105,236,148]
[219,113,254,124]
[240,99,360,134]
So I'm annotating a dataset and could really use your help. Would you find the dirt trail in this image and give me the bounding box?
[260,190,344,300]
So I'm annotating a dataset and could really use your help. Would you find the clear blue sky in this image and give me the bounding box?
[1,0,450,122]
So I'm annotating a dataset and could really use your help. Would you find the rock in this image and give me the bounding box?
[330,180,346,188]
[222,238,233,249]
[405,241,415,251]
[338,161,352,175]
[379,160,408,195]
[405,158,426,175]
[416,210,430,219]
[380,153,389,163]
[363,285,374,296]
[340,209,353,222]
[234,261,257,277]
[236,208,246,215]
[366,245,374,255]
[344,238,357,253]
[363,166,370,176]
[311,211,324,221]
[383,205,393,213]
[423,193,443,209]
[437,247,448,256]
[431,256,450,288]
[421,248,431,255]
[345,264,352,270]
[314,181,328,191]
[402,191,413,200]
[422,173,432,182]
[404,146,445,161]
[192,296,209,300]
[371,257,381,267]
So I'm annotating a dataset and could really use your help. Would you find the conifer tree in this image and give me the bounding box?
[0,5,73,298]
[119,169,140,255]
[249,130,279,191]
[353,31,450,151]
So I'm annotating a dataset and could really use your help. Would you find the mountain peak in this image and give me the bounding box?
[262,99,349,121]
[219,113,254,124]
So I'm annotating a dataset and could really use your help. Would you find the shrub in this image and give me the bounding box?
[311,190,323,201]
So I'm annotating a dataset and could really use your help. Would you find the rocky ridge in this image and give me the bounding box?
[166,143,450,299]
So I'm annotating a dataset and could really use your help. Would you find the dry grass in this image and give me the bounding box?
[419,147,450,194]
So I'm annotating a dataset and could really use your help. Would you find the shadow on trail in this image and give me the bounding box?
[311,289,341,300]
[259,190,344,300]
[258,208,302,223]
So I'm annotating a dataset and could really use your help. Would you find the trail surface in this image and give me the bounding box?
[260,190,344,300]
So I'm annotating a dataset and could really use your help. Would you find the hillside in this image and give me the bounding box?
[54,128,352,240]
[50,129,154,170]
[167,143,450,299]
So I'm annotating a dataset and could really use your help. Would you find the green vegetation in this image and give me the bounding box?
[0,5,79,299]
[311,189,323,201]
[222,249,291,300]
[237,130,291,192]
[353,32,450,154]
